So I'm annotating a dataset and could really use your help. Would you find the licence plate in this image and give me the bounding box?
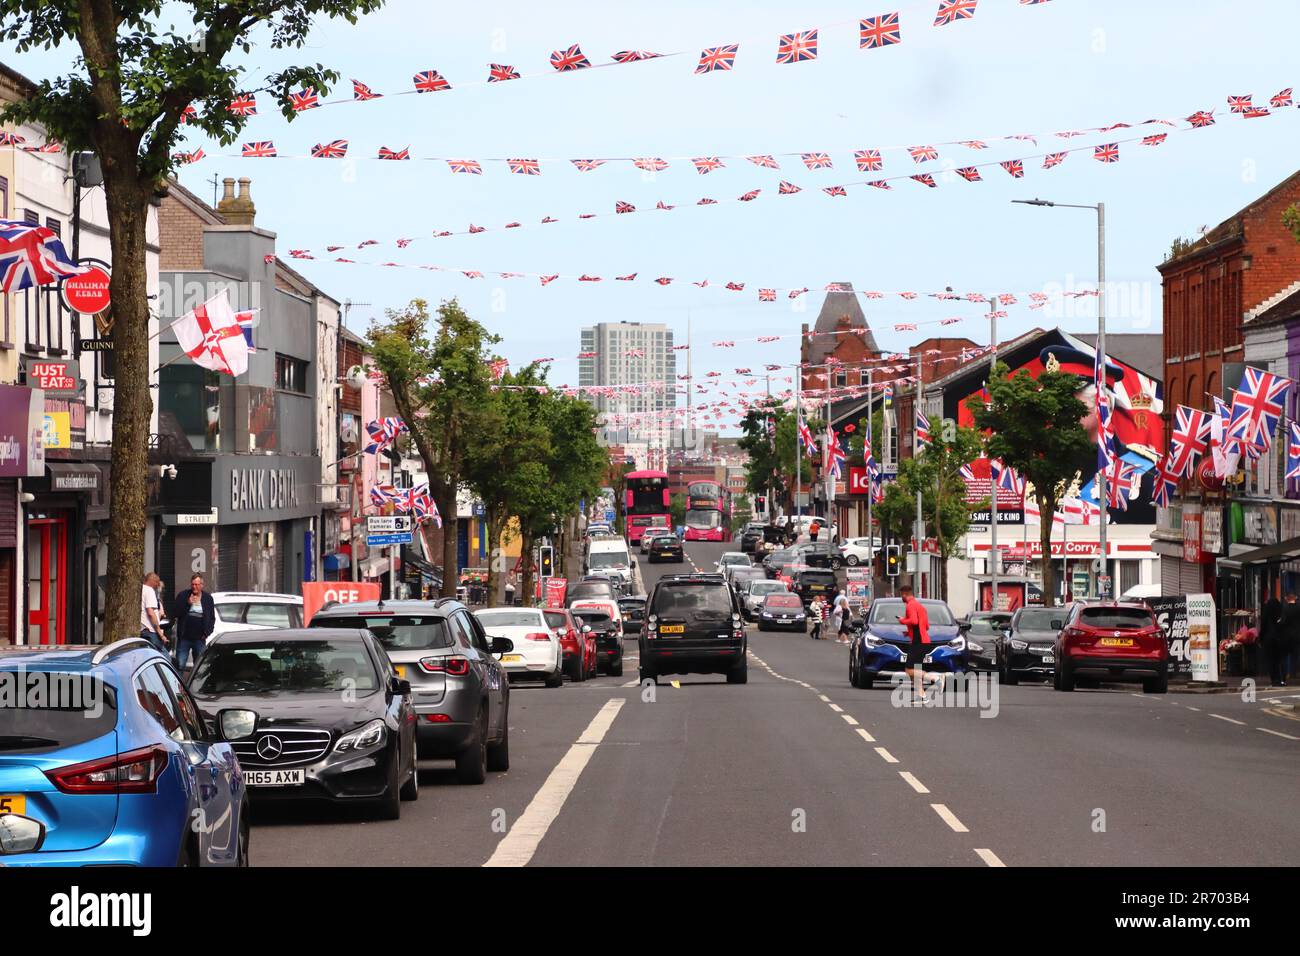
[1043,655,1055,664]
[393,665,407,678]
[659,551,674,556]
[1098,638,1134,647]
[0,794,26,815]
[501,654,524,663]
[660,624,685,634]
[243,769,305,787]
[810,585,825,591]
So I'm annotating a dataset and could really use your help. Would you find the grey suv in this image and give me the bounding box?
[310,599,512,784]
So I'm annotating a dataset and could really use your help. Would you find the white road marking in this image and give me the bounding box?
[874,747,898,764]
[828,703,843,713]
[840,713,859,726]
[818,694,831,702]
[621,680,639,688]
[931,803,968,833]
[1257,727,1300,740]
[1185,706,1201,712]
[484,697,625,867]
[1208,713,1246,726]
[974,848,1006,867]
[855,728,876,743]
[899,771,929,794]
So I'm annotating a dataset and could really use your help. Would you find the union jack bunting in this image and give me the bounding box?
[1000,159,1025,178]
[0,220,85,292]
[1167,404,1212,477]
[1141,133,1168,146]
[956,166,982,182]
[911,173,937,187]
[776,29,818,64]
[823,186,847,197]
[448,159,482,175]
[377,146,410,160]
[1187,110,1216,128]
[1288,422,1300,481]
[363,417,409,456]
[311,140,349,158]
[655,277,673,285]
[615,201,636,213]
[179,106,196,125]
[351,79,381,100]
[934,0,978,27]
[656,200,677,209]
[759,288,777,301]
[571,159,606,172]
[1270,88,1294,108]
[778,181,802,194]
[508,158,541,175]
[907,144,939,162]
[539,275,559,285]
[915,409,932,451]
[747,155,779,169]
[616,273,637,281]
[860,13,902,49]
[612,50,661,62]
[241,141,276,158]
[797,416,818,458]
[801,152,833,170]
[488,63,520,82]
[868,180,892,190]
[854,149,883,172]
[633,157,668,171]
[1037,152,1066,170]
[229,93,257,115]
[1226,94,1252,113]
[894,323,918,332]
[173,149,205,164]
[468,225,487,232]
[789,288,809,298]
[696,45,739,73]
[1243,107,1271,119]
[1151,463,1178,508]
[692,157,725,174]
[1094,143,1120,163]
[1227,367,1291,452]
[550,44,591,71]
[578,274,601,282]
[288,89,319,111]
[413,70,451,92]
[738,189,761,201]
[625,348,645,358]
[724,282,745,292]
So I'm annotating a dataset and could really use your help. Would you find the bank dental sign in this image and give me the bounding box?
[211,455,321,524]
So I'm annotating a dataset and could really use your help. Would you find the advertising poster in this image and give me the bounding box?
[301,581,381,625]
[1185,592,1218,682]
[545,577,568,608]
[1147,595,1193,677]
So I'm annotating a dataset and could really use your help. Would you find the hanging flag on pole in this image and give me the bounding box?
[1287,422,1300,481]
[0,219,86,291]
[363,416,409,455]
[915,408,932,452]
[797,416,818,459]
[172,289,250,376]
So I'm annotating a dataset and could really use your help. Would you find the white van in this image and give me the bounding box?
[585,535,634,588]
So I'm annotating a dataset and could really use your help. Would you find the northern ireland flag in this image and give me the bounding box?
[173,290,250,376]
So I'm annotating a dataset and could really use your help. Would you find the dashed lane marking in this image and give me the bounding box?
[855,728,876,743]
[840,713,859,726]
[1257,727,1299,740]
[931,804,969,833]
[974,848,1006,867]
[899,771,929,794]
[874,747,898,764]
[1186,705,1201,712]
[1208,713,1246,726]
[828,703,843,713]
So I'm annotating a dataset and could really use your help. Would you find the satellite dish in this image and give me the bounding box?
[345,365,368,392]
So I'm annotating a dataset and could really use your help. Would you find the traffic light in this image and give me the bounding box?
[755,494,767,514]
[539,546,554,577]
[885,544,901,577]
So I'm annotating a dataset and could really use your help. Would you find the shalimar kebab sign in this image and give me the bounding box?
[64,259,115,353]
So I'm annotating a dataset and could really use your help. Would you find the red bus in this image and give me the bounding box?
[624,470,671,545]
[684,479,729,542]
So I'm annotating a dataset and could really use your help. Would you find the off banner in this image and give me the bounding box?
[302,581,381,625]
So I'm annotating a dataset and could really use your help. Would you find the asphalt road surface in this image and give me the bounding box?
[251,540,1300,867]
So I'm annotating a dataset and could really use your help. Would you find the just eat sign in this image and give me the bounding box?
[22,358,79,396]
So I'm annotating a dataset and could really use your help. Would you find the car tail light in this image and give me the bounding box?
[424,714,452,723]
[525,632,552,642]
[419,656,470,676]
[45,745,169,795]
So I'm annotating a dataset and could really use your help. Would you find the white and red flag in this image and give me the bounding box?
[172,289,250,376]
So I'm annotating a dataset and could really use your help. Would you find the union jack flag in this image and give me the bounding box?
[1000,159,1024,178]
[363,417,408,455]
[288,89,319,111]
[613,50,661,62]
[508,158,541,175]
[550,44,590,71]
[656,200,677,210]
[488,63,520,82]
[868,180,892,190]
[468,224,486,233]
[1141,133,1168,146]
[448,159,482,175]
[697,198,717,205]
[1187,110,1216,128]
[860,13,902,49]
[539,275,559,285]
[991,458,1023,495]
[0,220,85,292]
[352,79,381,100]
[894,323,918,332]
[414,70,451,92]
[747,155,779,168]
[908,144,938,162]
[578,274,601,282]
[798,416,818,458]
[789,287,809,298]
[378,146,410,161]
[824,428,849,478]
[934,0,978,27]
[1227,367,1291,452]
[616,273,637,281]
[615,201,636,213]
[1270,88,1294,108]
[655,277,673,285]
[633,157,668,171]
[738,189,761,201]
[911,173,936,187]
[369,485,403,510]
[956,166,981,182]
[1243,107,1271,119]
[23,142,61,153]
[1105,458,1140,511]
[571,159,605,172]
[801,152,833,170]
[173,149,205,164]
[915,409,932,451]
[229,93,257,115]
[1151,462,1178,508]
[854,149,883,171]
[311,140,349,158]
[241,141,276,158]
[959,140,988,150]
[958,462,976,485]
[725,282,745,292]
[1227,94,1252,113]
[1168,404,1212,477]
[823,186,847,197]
[1288,423,1300,481]
[776,29,818,64]
[692,157,724,174]
[778,180,801,194]
[696,44,739,73]
[1094,142,1120,163]
[179,106,196,125]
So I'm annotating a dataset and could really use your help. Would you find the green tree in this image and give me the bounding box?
[670,493,687,529]
[738,401,799,512]
[0,0,384,640]
[1284,203,1300,243]
[368,299,498,597]
[965,364,1093,606]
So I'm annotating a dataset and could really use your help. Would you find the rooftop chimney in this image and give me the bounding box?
[217,176,256,226]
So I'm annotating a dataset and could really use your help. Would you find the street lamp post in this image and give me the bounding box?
[1012,198,1107,602]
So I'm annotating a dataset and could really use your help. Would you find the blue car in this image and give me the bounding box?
[0,638,249,866]
[849,597,969,688]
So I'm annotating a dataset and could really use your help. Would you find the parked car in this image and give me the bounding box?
[763,548,796,578]
[640,573,747,684]
[544,608,596,681]
[1055,602,1169,693]
[715,552,752,579]
[839,537,881,568]
[639,525,672,553]
[0,640,249,866]
[849,598,966,688]
[794,542,845,571]
[474,607,565,688]
[190,628,419,818]
[792,567,838,605]
[741,579,792,621]
[209,591,303,640]
[729,566,767,603]
[646,533,685,563]
[960,611,1010,673]
[618,596,647,635]
[739,522,766,554]
[756,593,808,632]
[570,608,624,676]
[309,600,512,782]
[1000,606,1065,684]
[566,581,624,641]
[585,523,612,538]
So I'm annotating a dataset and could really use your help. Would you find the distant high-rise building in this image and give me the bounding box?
[578,321,676,443]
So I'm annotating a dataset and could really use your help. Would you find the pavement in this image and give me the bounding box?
[249,539,1300,867]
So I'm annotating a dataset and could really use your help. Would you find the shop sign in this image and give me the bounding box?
[21,356,80,397]
[1239,504,1277,545]
[1186,593,1218,682]
[0,384,45,478]
[1183,513,1202,564]
[1200,507,1223,555]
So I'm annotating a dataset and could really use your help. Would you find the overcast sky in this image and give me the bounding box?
[6,0,1297,432]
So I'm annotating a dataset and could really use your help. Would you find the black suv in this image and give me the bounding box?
[739,522,766,554]
[795,542,844,570]
[640,574,747,685]
[792,567,838,605]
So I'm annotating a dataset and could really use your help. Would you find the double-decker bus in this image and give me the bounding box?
[684,479,729,542]
[624,470,671,545]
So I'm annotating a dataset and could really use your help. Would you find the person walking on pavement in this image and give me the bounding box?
[505,578,516,606]
[139,572,168,653]
[833,594,853,644]
[1276,592,1300,687]
[172,573,215,673]
[1262,590,1284,685]
[809,595,826,639]
[898,583,931,697]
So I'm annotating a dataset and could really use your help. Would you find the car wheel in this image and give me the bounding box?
[236,806,250,867]
[566,654,585,683]
[850,652,863,688]
[400,753,420,801]
[487,707,510,772]
[1058,659,1076,692]
[609,653,624,678]
[831,558,843,570]
[726,655,748,685]
[376,758,403,820]
[1143,668,1168,694]
[639,664,657,685]
[455,709,489,785]
[544,668,564,688]
[847,554,860,566]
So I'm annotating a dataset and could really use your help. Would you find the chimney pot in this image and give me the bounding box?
[218,176,256,226]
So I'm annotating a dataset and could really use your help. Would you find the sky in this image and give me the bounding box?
[5,0,1298,434]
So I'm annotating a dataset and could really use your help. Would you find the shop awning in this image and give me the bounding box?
[1215,535,1300,570]
[46,462,100,492]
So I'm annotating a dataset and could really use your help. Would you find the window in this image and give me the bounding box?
[135,663,185,742]
[244,603,300,628]
[316,614,453,650]
[459,611,492,653]
[44,217,60,238]
[275,353,308,393]
[157,665,207,741]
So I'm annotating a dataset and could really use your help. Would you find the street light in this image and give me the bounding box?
[1012,197,1108,600]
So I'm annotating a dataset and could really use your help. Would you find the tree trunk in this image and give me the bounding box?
[486,508,509,605]
[101,172,151,643]
[520,530,535,607]
[438,483,457,597]
[1039,494,1057,607]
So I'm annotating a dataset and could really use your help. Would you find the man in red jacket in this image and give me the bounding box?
[898,584,930,695]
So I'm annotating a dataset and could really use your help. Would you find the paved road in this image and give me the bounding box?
[252,540,1300,867]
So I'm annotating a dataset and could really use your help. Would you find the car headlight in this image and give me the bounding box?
[762,611,774,618]
[966,641,984,653]
[334,718,386,754]
[864,634,884,647]
[948,635,966,651]
[1010,639,1028,651]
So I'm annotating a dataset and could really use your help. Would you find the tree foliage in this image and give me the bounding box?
[738,400,798,511]
[1284,203,1300,244]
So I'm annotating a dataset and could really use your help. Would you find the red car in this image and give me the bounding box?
[544,608,597,682]
[1054,601,1169,694]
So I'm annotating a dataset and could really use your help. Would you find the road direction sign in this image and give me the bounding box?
[366,532,412,547]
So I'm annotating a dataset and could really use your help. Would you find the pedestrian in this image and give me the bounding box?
[809,595,826,639]
[1262,591,1286,686]
[139,571,167,653]
[834,594,853,644]
[505,578,516,606]
[1276,592,1300,687]
[898,583,931,697]
[171,573,215,673]
[809,520,820,543]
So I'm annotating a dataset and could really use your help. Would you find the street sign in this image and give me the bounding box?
[61,264,112,315]
[604,509,616,524]
[366,532,412,547]
[368,515,412,534]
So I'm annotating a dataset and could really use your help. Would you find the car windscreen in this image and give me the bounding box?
[588,551,629,569]
[572,610,612,627]
[765,594,802,608]
[750,581,786,595]
[1078,607,1156,630]
[967,618,1003,635]
[190,641,379,695]
[652,584,733,622]
[314,615,453,650]
[569,583,615,601]
[0,673,117,752]
[870,602,956,626]
[650,537,677,547]
[1016,608,1061,631]
[477,610,547,629]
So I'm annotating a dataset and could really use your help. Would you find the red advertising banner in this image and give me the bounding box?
[302,581,382,625]
[545,578,568,608]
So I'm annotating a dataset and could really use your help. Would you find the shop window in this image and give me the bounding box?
[275,353,308,393]
[1119,560,1139,596]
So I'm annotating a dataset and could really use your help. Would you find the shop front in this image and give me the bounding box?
[0,383,45,644]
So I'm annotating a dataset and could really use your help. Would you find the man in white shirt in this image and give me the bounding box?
[140,571,167,652]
